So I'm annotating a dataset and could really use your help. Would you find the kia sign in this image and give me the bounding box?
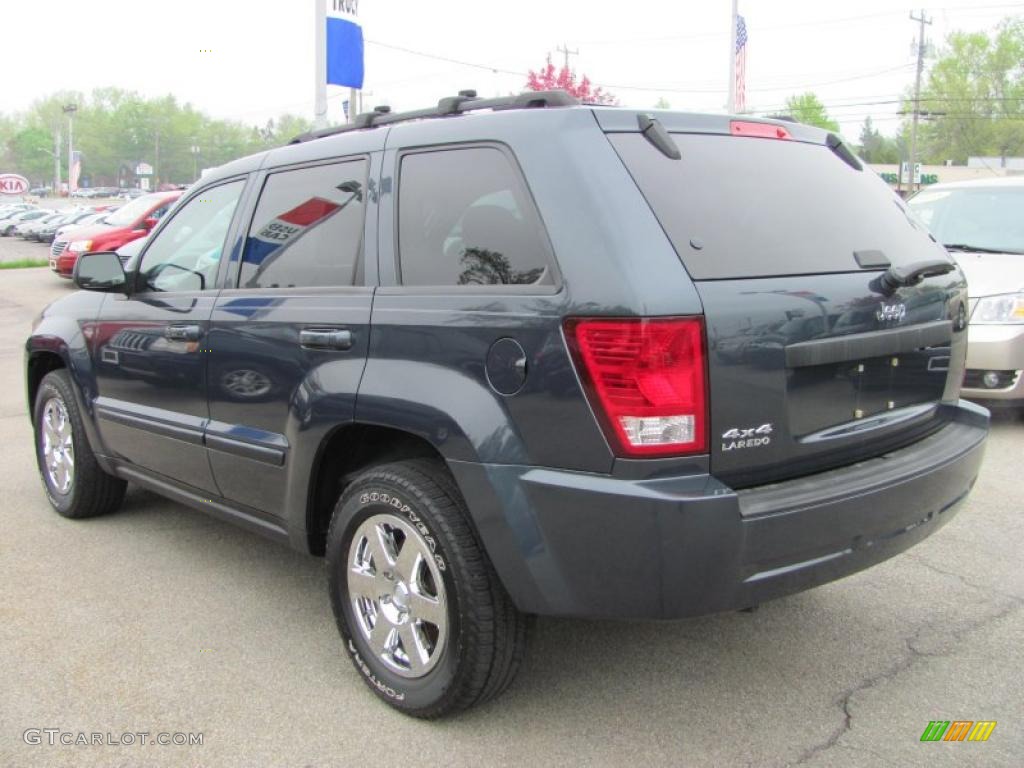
[0,174,30,195]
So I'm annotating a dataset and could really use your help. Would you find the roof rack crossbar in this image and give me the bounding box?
[288,89,579,144]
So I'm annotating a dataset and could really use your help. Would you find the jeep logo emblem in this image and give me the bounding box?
[876,302,906,323]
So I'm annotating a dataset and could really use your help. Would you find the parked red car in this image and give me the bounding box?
[50,191,182,278]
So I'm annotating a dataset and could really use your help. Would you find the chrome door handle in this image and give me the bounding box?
[165,324,201,342]
[299,328,353,351]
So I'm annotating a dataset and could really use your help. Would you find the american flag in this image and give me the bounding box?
[735,14,748,113]
[69,151,82,194]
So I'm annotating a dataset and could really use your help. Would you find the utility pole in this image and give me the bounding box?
[556,42,578,71]
[907,9,932,194]
[53,126,61,195]
[314,0,328,128]
[63,104,78,193]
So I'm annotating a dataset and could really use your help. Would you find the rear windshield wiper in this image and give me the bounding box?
[873,258,956,293]
[943,243,1022,255]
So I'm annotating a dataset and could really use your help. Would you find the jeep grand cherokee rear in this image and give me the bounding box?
[26,93,987,718]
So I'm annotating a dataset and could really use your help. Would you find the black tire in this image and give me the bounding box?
[326,459,529,718]
[33,369,126,519]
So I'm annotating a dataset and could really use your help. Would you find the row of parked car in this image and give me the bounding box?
[0,189,183,277]
[70,186,148,200]
[0,203,117,244]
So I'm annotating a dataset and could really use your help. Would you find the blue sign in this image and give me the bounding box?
[327,0,364,89]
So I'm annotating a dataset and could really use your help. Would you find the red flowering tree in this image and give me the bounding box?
[526,55,617,104]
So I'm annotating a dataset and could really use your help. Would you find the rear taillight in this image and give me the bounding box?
[730,120,792,140]
[565,317,708,457]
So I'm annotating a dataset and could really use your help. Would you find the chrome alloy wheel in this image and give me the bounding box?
[220,368,272,398]
[347,513,448,678]
[40,397,74,495]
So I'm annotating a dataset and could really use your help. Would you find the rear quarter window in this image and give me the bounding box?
[609,132,943,280]
[397,146,555,288]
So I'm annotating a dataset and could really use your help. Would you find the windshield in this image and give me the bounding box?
[103,194,166,228]
[908,186,1024,254]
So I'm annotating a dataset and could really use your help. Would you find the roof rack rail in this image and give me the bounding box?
[288,89,579,144]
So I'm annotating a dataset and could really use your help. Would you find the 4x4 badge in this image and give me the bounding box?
[721,423,773,451]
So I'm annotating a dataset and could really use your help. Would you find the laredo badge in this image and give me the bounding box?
[721,423,773,451]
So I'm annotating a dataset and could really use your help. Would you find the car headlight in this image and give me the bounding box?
[68,240,93,253]
[971,293,1024,324]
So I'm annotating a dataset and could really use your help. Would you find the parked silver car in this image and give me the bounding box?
[909,177,1024,407]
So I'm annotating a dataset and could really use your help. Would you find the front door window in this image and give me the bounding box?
[138,181,245,292]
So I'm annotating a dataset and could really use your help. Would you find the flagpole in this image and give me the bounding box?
[727,0,738,113]
[314,0,328,129]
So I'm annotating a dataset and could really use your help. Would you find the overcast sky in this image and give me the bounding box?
[4,0,1021,138]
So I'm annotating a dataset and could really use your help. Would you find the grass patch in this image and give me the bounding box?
[0,259,49,270]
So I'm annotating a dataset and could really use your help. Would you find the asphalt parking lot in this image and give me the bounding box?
[1,261,1021,767]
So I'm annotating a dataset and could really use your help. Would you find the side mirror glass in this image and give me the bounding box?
[74,251,127,293]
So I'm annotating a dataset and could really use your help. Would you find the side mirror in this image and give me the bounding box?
[142,216,159,230]
[74,251,128,293]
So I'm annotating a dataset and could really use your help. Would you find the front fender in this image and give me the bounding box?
[25,293,111,465]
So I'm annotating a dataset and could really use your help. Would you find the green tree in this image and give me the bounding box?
[7,126,55,184]
[4,88,323,188]
[0,113,21,171]
[915,18,1024,163]
[258,114,314,144]
[858,117,901,163]
[783,92,840,132]
[653,97,671,110]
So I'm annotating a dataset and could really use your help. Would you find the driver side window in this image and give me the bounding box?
[138,180,245,292]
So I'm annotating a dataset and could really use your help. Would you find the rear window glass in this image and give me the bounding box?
[241,159,366,289]
[609,133,942,280]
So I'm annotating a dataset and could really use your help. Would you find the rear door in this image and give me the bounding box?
[608,127,969,487]
[205,155,376,518]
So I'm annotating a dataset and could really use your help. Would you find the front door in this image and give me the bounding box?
[91,179,247,493]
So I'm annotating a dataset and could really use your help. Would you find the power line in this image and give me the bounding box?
[365,39,524,77]
[364,39,917,96]
[556,43,579,71]
[749,95,1024,114]
[571,3,1024,46]
[749,63,916,93]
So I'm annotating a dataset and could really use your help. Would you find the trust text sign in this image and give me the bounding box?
[326,0,364,89]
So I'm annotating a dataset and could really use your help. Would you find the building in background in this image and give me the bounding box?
[870,162,1021,194]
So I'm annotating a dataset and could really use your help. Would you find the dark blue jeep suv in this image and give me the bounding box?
[26,90,988,717]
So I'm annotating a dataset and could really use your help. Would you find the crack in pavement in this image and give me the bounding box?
[789,597,1022,766]
[905,552,1023,602]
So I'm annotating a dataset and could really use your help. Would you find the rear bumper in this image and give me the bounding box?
[450,400,989,620]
